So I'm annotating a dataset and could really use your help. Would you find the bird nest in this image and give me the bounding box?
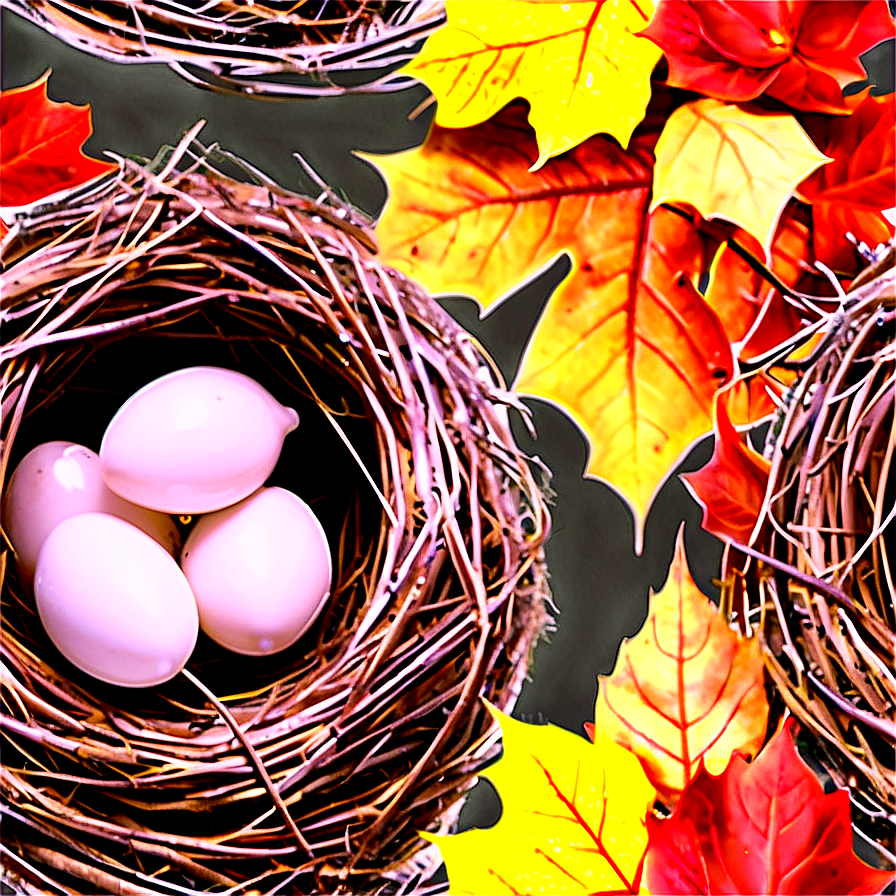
[0,131,551,894]
[724,251,895,860]
[3,0,445,97]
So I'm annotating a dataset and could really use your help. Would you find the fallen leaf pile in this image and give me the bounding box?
[375,0,895,533]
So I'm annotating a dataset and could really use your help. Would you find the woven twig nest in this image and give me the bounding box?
[3,1,445,97]
[0,132,550,894]
[726,254,895,857]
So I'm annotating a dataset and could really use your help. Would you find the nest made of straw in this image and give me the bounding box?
[0,132,551,895]
[725,253,895,860]
[2,0,446,97]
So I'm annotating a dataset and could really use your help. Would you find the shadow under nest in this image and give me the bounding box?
[0,137,551,894]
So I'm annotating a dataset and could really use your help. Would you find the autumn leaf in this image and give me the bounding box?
[641,1,895,115]
[703,205,815,350]
[652,99,830,252]
[405,0,662,168]
[717,283,824,428]
[371,103,640,309]
[716,378,779,431]
[681,393,771,546]
[702,206,830,426]
[371,105,735,525]
[594,526,768,805]
[426,704,655,894]
[645,720,895,895]
[517,205,734,528]
[1,71,115,211]
[669,210,810,428]
[799,91,896,275]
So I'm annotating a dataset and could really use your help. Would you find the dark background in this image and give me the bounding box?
[3,10,891,839]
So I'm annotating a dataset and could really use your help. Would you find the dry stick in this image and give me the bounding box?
[805,671,896,739]
[279,344,399,529]
[4,293,225,359]
[0,357,41,488]
[350,508,495,870]
[21,845,156,896]
[0,844,69,896]
[761,545,895,655]
[180,669,313,857]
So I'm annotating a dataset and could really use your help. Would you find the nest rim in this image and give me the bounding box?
[3,0,447,98]
[0,130,551,894]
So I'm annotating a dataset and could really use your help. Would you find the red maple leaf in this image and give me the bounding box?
[1,72,115,212]
[641,1,895,115]
[682,392,770,545]
[644,719,895,895]
[799,91,896,275]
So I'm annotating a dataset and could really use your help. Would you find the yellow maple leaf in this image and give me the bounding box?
[595,526,769,804]
[405,0,661,168]
[426,704,654,894]
[369,106,733,531]
[651,99,830,253]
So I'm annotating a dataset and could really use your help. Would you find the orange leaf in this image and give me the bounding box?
[595,526,769,805]
[645,720,895,895]
[705,206,818,349]
[718,374,781,428]
[704,206,825,426]
[371,105,732,526]
[681,392,771,545]
[1,71,115,209]
[705,212,808,345]
[370,104,606,308]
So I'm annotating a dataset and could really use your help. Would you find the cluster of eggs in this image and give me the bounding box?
[3,367,332,688]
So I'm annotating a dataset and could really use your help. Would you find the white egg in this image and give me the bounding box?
[34,513,199,688]
[2,441,180,587]
[181,487,332,656]
[100,367,299,514]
